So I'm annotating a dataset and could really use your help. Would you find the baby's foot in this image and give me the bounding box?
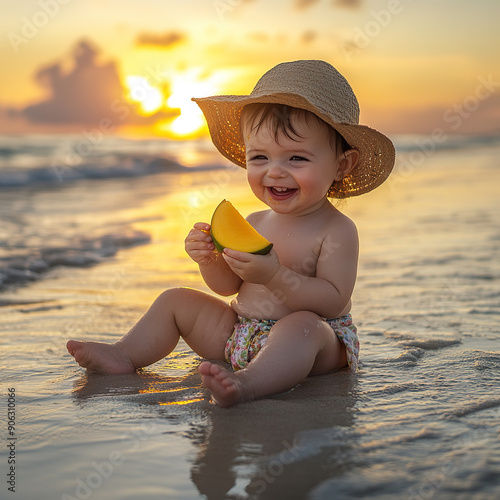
[66,340,136,374]
[199,361,252,408]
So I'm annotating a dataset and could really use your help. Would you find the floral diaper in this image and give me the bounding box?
[224,314,359,371]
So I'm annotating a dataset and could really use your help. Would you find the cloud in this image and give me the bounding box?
[19,39,176,127]
[247,32,270,43]
[294,0,319,9]
[301,30,317,44]
[333,0,362,8]
[135,31,186,48]
[294,0,362,10]
[363,93,500,136]
[22,40,124,125]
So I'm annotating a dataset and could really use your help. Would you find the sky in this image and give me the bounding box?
[1,0,499,139]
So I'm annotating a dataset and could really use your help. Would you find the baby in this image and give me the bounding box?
[67,60,395,407]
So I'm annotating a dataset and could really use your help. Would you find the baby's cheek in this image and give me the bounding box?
[246,171,265,198]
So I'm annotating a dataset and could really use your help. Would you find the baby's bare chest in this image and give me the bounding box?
[253,211,336,277]
[271,233,323,277]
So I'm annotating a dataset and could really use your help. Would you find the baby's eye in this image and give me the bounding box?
[249,155,267,161]
[290,155,309,162]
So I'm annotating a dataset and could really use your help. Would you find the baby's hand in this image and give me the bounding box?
[185,223,216,265]
[222,248,280,285]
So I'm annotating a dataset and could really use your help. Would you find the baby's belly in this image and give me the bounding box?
[231,283,293,320]
[231,283,352,320]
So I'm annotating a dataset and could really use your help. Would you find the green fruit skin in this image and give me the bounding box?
[210,231,273,255]
[211,231,225,253]
[251,243,273,255]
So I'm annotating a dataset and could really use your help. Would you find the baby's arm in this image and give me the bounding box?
[222,218,358,318]
[185,223,243,296]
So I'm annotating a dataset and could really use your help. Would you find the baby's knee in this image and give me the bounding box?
[156,287,193,306]
[277,311,324,335]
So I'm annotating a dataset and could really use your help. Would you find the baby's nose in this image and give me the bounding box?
[266,162,287,177]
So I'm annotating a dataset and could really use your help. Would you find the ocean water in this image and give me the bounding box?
[0,134,499,499]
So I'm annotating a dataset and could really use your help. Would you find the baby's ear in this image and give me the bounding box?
[335,149,359,181]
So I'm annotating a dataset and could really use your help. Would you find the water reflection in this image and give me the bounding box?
[70,366,359,499]
[190,371,358,499]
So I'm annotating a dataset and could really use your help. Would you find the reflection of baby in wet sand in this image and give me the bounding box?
[190,373,358,499]
[67,60,395,407]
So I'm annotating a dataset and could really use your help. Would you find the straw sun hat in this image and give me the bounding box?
[192,60,395,198]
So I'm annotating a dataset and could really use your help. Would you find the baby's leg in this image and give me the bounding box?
[199,311,347,407]
[67,287,237,374]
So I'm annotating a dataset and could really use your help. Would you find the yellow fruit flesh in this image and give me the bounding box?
[210,200,273,255]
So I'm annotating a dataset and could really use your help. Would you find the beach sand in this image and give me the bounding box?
[1,139,500,499]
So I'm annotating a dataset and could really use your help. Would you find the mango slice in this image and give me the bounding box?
[210,200,273,255]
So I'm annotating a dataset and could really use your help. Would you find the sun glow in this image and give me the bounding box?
[124,68,230,138]
[125,76,164,115]
[166,69,220,137]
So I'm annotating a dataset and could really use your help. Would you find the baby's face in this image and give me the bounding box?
[243,115,343,215]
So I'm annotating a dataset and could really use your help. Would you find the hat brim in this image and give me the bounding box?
[193,93,395,198]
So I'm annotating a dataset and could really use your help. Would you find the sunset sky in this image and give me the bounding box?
[1,0,499,139]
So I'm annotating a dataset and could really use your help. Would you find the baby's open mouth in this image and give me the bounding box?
[268,187,298,199]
